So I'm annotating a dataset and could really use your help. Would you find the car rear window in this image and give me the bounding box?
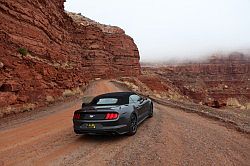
[96,98,118,105]
[90,96,128,106]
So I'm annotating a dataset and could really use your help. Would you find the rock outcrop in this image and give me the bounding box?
[142,53,250,108]
[0,0,140,115]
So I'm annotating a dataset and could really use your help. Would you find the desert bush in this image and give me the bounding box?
[0,103,35,118]
[63,87,83,98]
[18,47,28,56]
[72,87,83,95]
[0,106,12,118]
[226,98,241,107]
[22,103,36,112]
[245,103,250,110]
[63,89,74,97]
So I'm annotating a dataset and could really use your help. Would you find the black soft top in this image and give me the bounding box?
[90,92,135,105]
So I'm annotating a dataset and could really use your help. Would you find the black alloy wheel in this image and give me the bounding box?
[127,114,137,136]
[148,104,153,118]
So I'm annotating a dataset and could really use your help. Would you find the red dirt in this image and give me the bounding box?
[0,80,249,166]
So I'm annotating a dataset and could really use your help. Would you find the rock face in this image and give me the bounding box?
[142,53,250,108]
[0,0,140,113]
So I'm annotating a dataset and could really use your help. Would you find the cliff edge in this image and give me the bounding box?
[0,0,140,116]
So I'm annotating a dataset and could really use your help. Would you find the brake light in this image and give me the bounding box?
[105,113,118,120]
[73,113,80,119]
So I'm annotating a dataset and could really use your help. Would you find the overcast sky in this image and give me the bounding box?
[65,0,250,62]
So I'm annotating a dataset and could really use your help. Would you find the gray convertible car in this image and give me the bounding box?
[73,92,153,136]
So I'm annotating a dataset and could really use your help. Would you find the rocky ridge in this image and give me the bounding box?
[0,0,140,116]
[141,53,250,109]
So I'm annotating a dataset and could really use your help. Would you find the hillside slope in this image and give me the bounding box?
[141,53,250,109]
[0,0,140,116]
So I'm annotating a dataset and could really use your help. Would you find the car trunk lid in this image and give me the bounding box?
[75,105,121,120]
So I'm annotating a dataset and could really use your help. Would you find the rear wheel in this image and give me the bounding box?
[127,113,137,136]
[148,104,153,118]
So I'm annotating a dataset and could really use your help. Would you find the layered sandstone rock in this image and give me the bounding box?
[142,53,250,108]
[0,0,140,114]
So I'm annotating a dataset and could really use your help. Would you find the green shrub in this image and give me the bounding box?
[18,47,28,56]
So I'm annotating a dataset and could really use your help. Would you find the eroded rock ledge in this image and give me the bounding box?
[141,53,250,109]
[0,0,140,115]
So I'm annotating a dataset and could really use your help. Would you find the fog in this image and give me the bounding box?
[65,0,250,62]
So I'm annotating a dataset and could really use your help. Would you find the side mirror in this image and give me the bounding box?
[138,97,144,103]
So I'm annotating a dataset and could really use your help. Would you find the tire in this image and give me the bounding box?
[127,113,138,136]
[148,104,153,118]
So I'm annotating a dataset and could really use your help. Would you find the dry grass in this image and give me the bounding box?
[22,103,36,111]
[245,103,250,110]
[63,89,75,97]
[63,87,83,98]
[0,103,36,118]
[226,98,242,108]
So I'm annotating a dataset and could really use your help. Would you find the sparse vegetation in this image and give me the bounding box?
[63,89,74,97]
[18,47,28,56]
[62,87,83,98]
[226,98,241,108]
[0,103,35,118]
[67,12,120,33]
[0,106,12,118]
[246,103,250,110]
[22,103,36,112]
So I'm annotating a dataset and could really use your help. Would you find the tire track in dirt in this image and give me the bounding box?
[0,80,124,166]
[0,80,249,166]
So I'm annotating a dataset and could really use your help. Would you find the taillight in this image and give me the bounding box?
[73,113,80,119]
[105,113,118,120]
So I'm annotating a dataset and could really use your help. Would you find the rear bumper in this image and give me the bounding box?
[74,124,128,135]
[73,112,131,135]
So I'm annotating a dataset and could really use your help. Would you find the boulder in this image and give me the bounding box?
[0,81,21,92]
[0,92,17,107]
[0,62,4,69]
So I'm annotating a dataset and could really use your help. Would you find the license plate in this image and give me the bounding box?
[86,123,96,129]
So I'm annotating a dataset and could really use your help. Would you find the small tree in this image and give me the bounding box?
[18,47,28,56]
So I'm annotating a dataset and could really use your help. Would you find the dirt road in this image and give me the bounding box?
[0,80,249,166]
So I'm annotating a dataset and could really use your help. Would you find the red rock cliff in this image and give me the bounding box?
[0,0,140,113]
[142,53,250,108]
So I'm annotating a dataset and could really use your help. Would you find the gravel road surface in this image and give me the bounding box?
[0,80,249,166]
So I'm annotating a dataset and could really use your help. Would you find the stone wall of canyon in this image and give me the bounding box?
[0,0,140,115]
[142,53,250,109]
